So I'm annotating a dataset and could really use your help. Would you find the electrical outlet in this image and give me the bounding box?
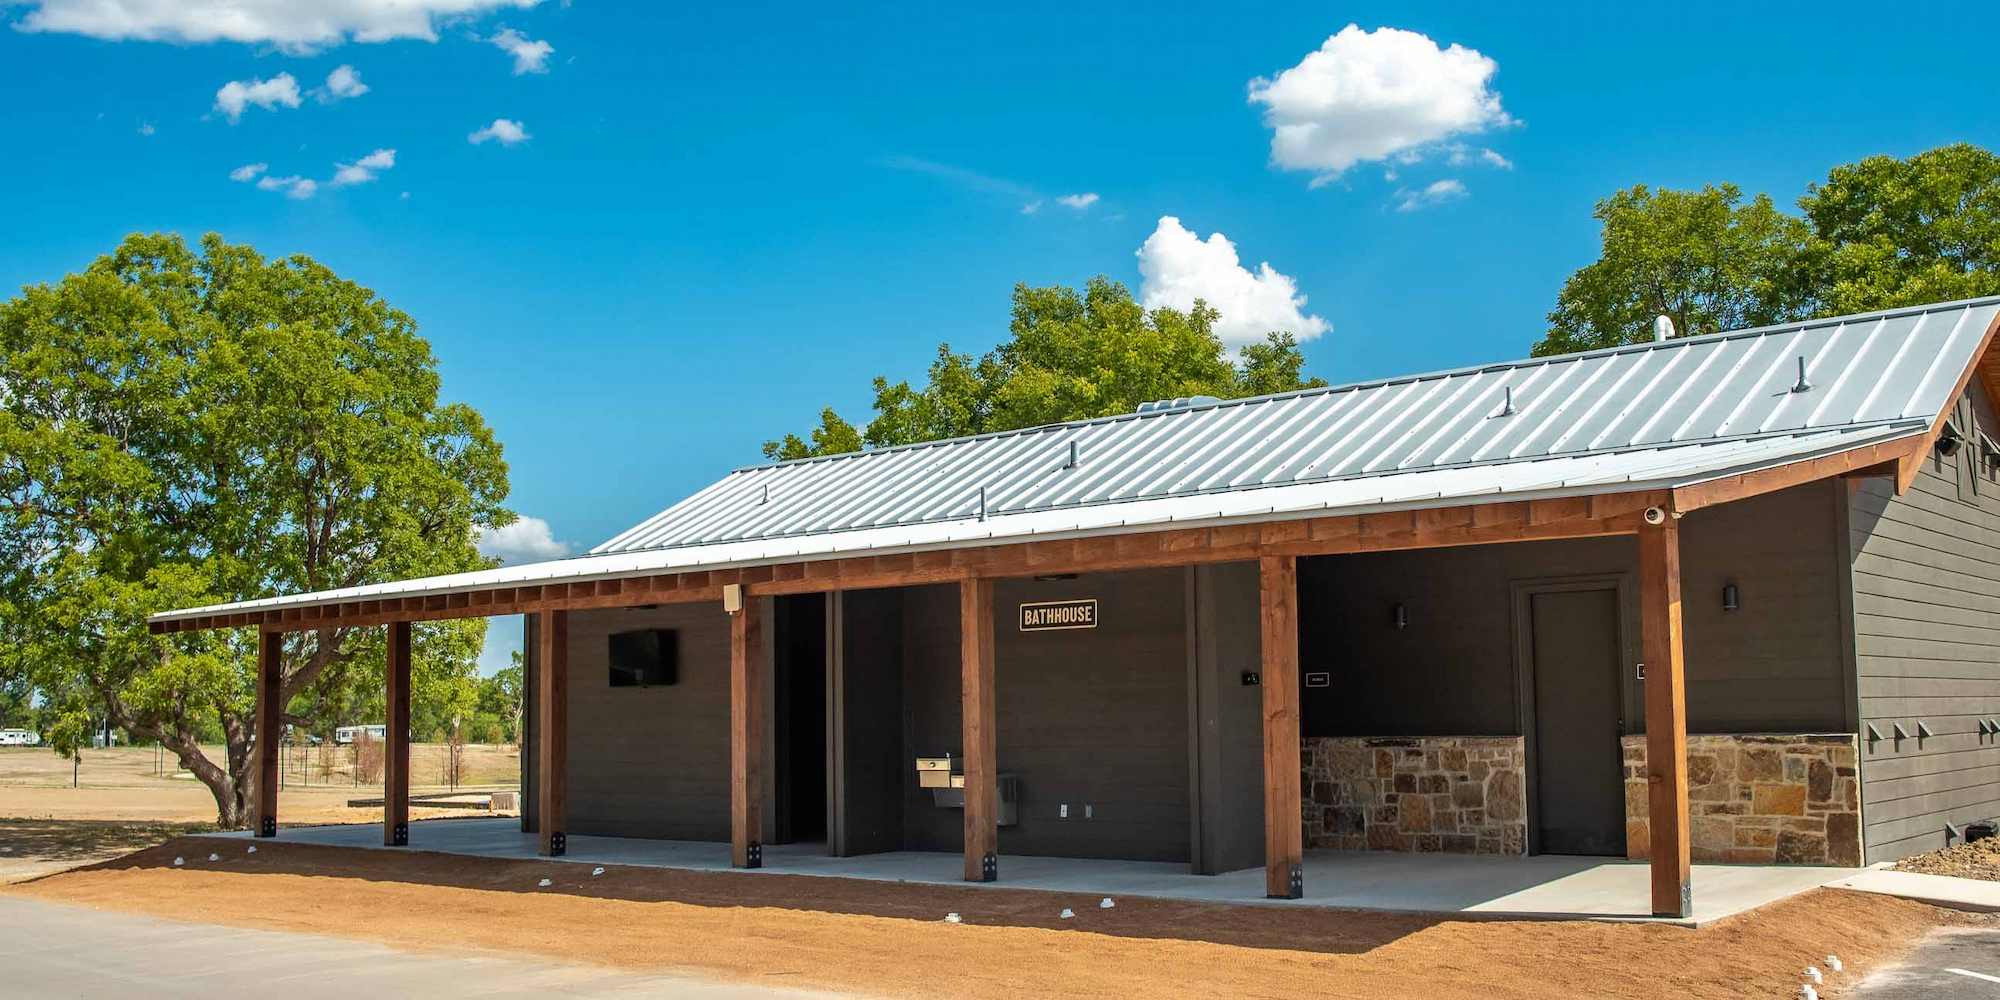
[1084,804,1093,819]
[1059,803,1068,819]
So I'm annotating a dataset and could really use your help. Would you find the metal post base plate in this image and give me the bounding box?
[545,831,566,856]
[390,822,408,846]
[257,816,277,838]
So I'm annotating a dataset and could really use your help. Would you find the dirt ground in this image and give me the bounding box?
[0,744,518,880]
[1895,836,2000,881]
[10,837,1986,1000]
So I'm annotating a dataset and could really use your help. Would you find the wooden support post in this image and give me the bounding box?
[385,620,411,846]
[730,590,765,868]
[1640,519,1693,918]
[254,628,283,838]
[960,577,997,882]
[1259,555,1303,899]
[535,610,568,856]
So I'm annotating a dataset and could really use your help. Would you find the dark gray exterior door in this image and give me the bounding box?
[1528,588,1625,856]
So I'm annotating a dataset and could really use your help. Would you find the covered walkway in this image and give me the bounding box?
[206,818,1855,927]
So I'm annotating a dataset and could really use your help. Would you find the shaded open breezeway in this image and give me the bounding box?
[208,818,1856,927]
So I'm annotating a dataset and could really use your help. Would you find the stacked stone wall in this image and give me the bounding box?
[1302,737,1526,855]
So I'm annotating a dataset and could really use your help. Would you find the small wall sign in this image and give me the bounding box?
[1304,671,1331,688]
[1019,598,1098,631]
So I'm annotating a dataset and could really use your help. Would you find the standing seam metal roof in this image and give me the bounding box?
[594,296,2000,555]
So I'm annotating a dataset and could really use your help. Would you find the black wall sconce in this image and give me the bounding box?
[1722,582,1740,612]
[1393,602,1409,630]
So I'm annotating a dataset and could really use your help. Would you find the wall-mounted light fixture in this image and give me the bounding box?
[1393,603,1409,630]
[1032,573,1078,582]
[1722,582,1740,612]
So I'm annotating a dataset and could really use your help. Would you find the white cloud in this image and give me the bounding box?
[214,72,301,123]
[137,122,155,136]
[331,147,396,186]
[229,162,268,182]
[1394,178,1468,212]
[468,117,530,145]
[1136,216,1330,349]
[476,516,571,565]
[1446,145,1513,170]
[16,0,545,51]
[318,64,369,101]
[490,27,552,74]
[881,156,1095,216]
[255,174,316,199]
[1248,24,1513,184]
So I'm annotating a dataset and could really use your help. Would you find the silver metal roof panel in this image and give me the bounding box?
[594,296,2000,555]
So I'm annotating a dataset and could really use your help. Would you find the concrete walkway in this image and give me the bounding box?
[209,817,1855,926]
[0,895,832,999]
[1829,868,2000,913]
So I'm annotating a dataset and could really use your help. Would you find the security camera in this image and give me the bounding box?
[1644,506,1667,525]
[1936,427,1963,458]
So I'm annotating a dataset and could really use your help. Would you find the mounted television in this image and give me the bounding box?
[608,628,678,687]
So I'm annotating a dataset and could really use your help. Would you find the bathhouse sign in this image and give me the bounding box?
[1019,599,1098,632]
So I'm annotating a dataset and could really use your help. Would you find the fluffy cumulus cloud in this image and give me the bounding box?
[1395,178,1468,212]
[1136,216,1329,349]
[1248,24,1512,184]
[318,64,369,101]
[489,27,552,74]
[476,516,571,565]
[229,162,268,182]
[468,117,530,145]
[331,147,395,186]
[214,72,301,122]
[15,0,544,51]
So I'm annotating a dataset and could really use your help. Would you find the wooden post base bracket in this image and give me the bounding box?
[1267,864,1303,900]
[546,831,566,856]
[742,842,762,869]
[390,822,408,846]
[257,817,276,838]
[978,852,997,883]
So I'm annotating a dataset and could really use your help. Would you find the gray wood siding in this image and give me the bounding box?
[1299,481,1847,739]
[888,572,1193,862]
[1850,383,2000,863]
[563,603,733,841]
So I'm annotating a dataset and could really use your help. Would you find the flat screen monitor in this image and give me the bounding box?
[608,628,678,687]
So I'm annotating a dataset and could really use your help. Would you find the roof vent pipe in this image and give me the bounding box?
[1495,385,1515,418]
[977,486,987,522]
[1653,315,1675,342]
[1064,440,1078,470]
[759,484,769,506]
[1791,355,1812,393]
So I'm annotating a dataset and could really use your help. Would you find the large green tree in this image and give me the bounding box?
[0,233,512,826]
[764,277,1326,459]
[1532,144,2000,356]
[1532,184,1807,356]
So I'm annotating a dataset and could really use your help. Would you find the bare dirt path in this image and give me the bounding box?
[9,838,1985,999]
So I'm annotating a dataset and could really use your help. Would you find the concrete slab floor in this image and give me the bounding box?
[205,818,1856,927]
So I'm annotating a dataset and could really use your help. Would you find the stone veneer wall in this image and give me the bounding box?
[1302,737,1526,855]
[1622,734,1861,866]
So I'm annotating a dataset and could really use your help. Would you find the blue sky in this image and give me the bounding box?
[4,1,1997,672]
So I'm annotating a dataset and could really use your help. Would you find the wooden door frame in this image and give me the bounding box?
[1510,573,1634,857]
